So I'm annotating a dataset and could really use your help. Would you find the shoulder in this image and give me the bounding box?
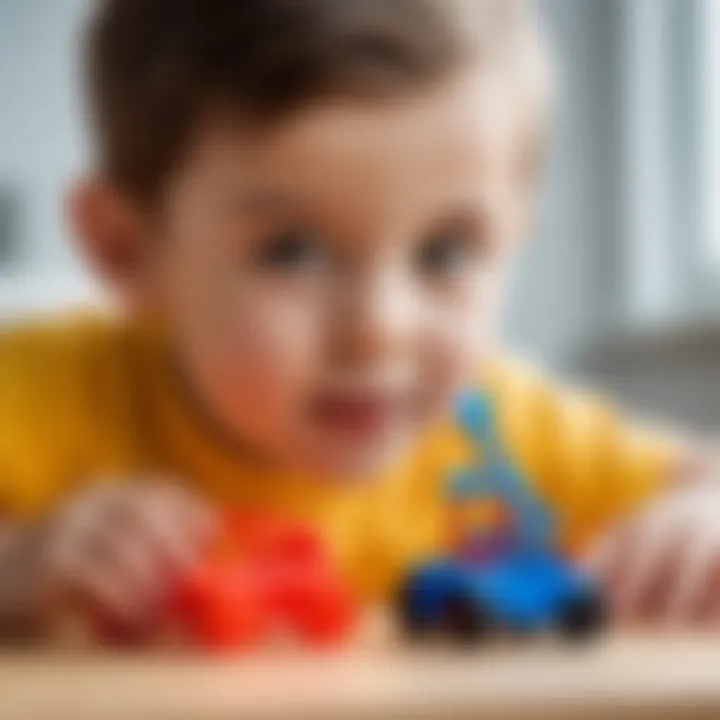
[483,354,553,400]
[0,310,128,353]
[411,356,543,468]
[0,312,140,511]
[411,355,582,491]
[483,354,614,426]
[0,311,136,393]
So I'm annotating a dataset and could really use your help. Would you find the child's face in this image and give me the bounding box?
[144,70,530,478]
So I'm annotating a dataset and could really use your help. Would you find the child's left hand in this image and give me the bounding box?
[586,478,720,627]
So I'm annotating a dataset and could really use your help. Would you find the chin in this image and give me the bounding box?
[306,435,414,483]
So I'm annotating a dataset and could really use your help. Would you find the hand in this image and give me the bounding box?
[586,481,720,627]
[0,480,216,640]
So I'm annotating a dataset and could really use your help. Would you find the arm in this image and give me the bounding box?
[0,521,49,641]
[585,446,720,626]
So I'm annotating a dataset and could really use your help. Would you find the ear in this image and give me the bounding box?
[68,178,153,309]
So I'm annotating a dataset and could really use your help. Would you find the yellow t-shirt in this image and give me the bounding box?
[0,315,677,602]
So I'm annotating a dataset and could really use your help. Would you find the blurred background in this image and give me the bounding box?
[0,0,718,431]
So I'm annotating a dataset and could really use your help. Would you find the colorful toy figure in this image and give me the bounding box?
[399,391,607,643]
[99,512,358,650]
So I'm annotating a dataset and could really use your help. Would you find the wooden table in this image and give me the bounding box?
[2,633,720,719]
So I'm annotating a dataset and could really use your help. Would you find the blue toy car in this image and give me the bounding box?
[398,392,607,644]
[399,546,605,642]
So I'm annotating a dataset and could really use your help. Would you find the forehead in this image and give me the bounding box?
[184,68,525,206]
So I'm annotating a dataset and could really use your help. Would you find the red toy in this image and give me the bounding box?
[98,513,358,650]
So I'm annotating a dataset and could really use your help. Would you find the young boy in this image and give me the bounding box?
[0,0,717,640]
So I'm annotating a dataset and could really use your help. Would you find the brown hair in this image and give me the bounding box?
[86,0,550,202]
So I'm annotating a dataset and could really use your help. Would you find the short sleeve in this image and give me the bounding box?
[0,323,74,514]
[0,316,141,517]
[487,359,681,552]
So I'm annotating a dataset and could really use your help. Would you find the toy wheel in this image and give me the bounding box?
[442,594,492,645]
[559,591,608,641]
[396,580,433,641]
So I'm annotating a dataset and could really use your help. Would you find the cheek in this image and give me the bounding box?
[419,269,503,410]
[153,211,326,441]
[224,297,315,385]
[188,284,325,426]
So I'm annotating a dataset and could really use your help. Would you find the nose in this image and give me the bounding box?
[331,267,418,365]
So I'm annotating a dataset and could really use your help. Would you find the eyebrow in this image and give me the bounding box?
[234,188,307,217]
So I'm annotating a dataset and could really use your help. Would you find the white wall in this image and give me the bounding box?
[0,0,89,273]
[505,0,625,365]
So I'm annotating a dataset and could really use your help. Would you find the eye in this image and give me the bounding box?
[253,229,326,272]
[416,230,474,276]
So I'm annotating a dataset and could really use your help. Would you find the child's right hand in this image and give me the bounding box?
[0,481,217,639]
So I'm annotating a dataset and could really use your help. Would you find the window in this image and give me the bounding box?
[0,188,19,266]
[702,0,720,267]
[621,0,720,325]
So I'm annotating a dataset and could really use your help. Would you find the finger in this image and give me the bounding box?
[584,521,645,620]
[64,521,162,621]
[158,483,218,545]
[54,495,164,618]
[47,486,127,591]
[664,534,716,625]
[627,538,683,623]
[694,564,720,626]
[583,521,633,585]
[613,521,680,622]
[96,526,166,610]
[129,486,211,576]
[602,495,691,623]
[59,548,139,622]
[56,483,129,542]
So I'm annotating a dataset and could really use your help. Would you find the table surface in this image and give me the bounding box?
[3,630,720,720]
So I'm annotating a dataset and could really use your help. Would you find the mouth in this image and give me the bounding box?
[310,391,410,442]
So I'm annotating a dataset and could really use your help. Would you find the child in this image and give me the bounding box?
[0,0,716,640]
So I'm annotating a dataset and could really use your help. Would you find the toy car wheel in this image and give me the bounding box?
[559,591,608,641]
[396,580,433,641]
[442,593,492,645]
